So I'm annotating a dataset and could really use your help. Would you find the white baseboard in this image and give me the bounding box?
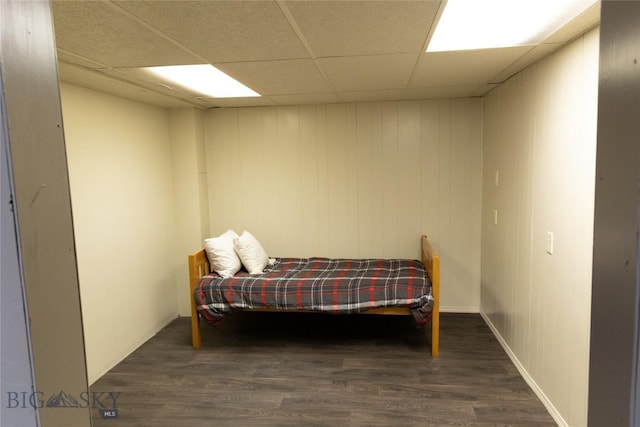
[480,311,566,427]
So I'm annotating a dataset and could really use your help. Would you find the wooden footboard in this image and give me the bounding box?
[188,235,440,357]
[421,235,440,357]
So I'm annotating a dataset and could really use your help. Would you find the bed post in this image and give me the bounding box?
[430,252,440,358]
[421,235,440,358]
[189,250,209,349]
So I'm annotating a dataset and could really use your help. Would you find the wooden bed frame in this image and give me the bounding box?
[189,235,440,357]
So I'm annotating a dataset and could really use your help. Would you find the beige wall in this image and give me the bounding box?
[58,88,485,376]
[205,100,483,312]
[481,28,599,427]
[168,108,209,316]
[61,83,179,383]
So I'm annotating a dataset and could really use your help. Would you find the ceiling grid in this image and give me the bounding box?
[52,0,601,109]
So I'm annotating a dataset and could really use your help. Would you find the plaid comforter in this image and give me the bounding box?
[195,257,434,326]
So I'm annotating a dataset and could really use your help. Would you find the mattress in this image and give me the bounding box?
[195,257,434,326]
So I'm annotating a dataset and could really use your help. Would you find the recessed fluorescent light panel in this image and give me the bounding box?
[145,64,260,98]
[427,0,597,52]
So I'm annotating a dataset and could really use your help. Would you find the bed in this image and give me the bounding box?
[189,235,440,357]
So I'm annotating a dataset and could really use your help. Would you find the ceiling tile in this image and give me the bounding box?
[51,0,600,108]
[489,43,563,83]
[404,86,481,100]
[52,1,201,68]
[410,46,532,88]
[57,49,108,69]
[337,90,406,103]
[215,60,330,96]
[319,54,418,92]
[285,1,441,57]
[94,67,206,102]
[544,2,601,44]
[270,93,341,106]
[200,97,279,109]
[114,0,310,62]
[471,84,500,97]
[58,62,202,109]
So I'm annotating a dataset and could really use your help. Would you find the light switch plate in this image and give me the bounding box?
[546,231,554,254]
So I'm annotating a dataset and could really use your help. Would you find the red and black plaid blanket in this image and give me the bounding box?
[195,257,434,326]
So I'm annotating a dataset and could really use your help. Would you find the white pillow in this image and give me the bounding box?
[204,229,241,278]
[234,231,269,275]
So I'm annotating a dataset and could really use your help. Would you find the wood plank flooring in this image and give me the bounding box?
[90,313,556,426]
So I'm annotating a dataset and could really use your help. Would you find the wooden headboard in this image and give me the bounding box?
[188,249,209,349]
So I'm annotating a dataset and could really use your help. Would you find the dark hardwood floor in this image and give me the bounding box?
[90,313,556,426]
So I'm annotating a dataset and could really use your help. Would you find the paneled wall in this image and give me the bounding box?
[481,29,599,427]
[205,100,482,312]
[169,108,208,319]
[62,83,179,383]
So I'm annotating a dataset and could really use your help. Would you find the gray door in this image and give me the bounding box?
[0,70,40,427]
